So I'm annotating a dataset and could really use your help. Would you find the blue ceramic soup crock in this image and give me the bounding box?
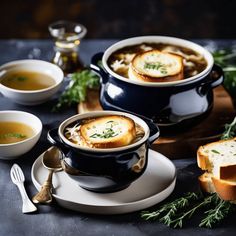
[47,111,159,193]
[90,36,224,127]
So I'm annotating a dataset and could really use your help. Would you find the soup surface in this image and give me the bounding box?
[108,43,207,80]
[1,70,55,90]
[64,116,145,149]
[0,121,35,144]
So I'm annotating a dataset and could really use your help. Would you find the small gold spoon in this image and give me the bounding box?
[32,146,62,204]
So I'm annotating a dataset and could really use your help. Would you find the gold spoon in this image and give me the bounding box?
[32,146,62,204]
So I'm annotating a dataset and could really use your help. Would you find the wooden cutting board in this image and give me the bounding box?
[78,86,236,159]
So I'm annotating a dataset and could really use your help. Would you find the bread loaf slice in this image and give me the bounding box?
[80,115,136,148]
[128,49,184,82]
[197,138,236,180]
[199,172,236,202]
[198,172,216,194]
[212,176,236,201]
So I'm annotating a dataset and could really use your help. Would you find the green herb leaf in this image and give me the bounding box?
[141,192,236,229]
[144,62,167,74]
[0,133,26,139]
[199,198,235,228]
[17,76,27,82]
[53,69,100,111]
[89,127,119,139]
[221,116,236,140]
[141,192,201,223]
[211,149,220,154]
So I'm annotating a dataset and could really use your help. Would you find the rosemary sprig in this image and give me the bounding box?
[141,193,235,229]
[141,192,200,221]
[200,198,235,228]
[160,194,216,228]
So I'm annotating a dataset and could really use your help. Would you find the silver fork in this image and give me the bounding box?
[10,164,37,213]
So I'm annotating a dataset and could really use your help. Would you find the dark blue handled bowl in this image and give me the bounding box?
[90,36,224,127]
[47,111,159,193]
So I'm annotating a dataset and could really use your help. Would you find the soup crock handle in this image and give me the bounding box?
[47,128,68,155]
[198,64,224,95]
[209,64,224,88]
[90,52,109,83]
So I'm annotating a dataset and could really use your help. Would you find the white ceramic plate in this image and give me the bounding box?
[31,149,176,215]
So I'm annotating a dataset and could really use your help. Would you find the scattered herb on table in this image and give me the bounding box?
[53,69,100,111]
[141,192,235,229]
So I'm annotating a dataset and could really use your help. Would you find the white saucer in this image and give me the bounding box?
[31,149,176,215]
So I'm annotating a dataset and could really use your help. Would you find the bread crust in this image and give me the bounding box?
[80,115,136,148]
[198,172,215,193]
[212,176,236,201]
[129,49,184,83]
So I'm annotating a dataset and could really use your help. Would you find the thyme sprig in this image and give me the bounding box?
[141,192,200,221]
[200,198,235,228]
[141,193,235,228]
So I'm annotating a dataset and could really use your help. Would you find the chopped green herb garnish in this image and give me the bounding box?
[211,149,220,154]
[144,62,167,73]
[89,126,119,139]
[0,133,26,139]
[16,76,27,82]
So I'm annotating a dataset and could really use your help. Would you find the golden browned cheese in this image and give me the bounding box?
[64,116,145,149]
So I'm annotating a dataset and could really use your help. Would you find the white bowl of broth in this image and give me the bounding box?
[0,59,64,105]
[0,110,42,160]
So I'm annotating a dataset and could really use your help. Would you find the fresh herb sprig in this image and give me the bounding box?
[200,198,235,228]
[221,116,236,140]
[141,192,235,228]
[213,49,236,102]
[53,69,100,111]
[141,192,200,221]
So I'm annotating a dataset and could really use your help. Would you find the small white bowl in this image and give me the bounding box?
[0,59,64,105]
[0,110,42,160]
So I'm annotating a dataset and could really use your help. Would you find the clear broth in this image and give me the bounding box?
[0,121,35,144]
[1,70,55,90]
[108,43,208,80]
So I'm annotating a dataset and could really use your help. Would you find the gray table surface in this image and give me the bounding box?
[0,39,235,236]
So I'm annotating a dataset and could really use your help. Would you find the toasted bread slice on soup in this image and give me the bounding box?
[80,115,136,148]
[128,49,184,82]
[197,138,236,202]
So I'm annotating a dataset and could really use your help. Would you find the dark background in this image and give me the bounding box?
[1,0,236,39]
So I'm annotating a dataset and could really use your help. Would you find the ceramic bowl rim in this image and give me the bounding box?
[0,59,64,93]
[0,110,42,147]
[102,35,214,87]
[58,110,151,153]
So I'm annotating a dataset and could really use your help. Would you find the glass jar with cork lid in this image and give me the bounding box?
[49,21,87,75]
